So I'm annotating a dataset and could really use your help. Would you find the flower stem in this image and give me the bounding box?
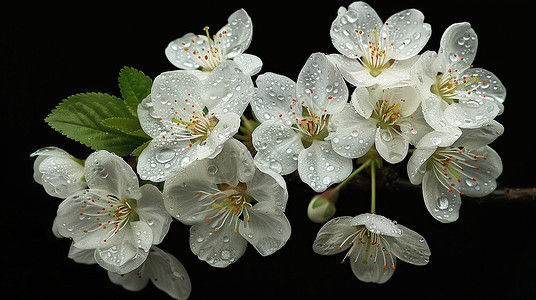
[335,159,372,193]
[370,159,376,214]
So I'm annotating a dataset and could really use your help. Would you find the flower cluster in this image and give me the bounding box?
[32,1,506,298]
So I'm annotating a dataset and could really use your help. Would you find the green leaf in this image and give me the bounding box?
[119,66,152,117]
[101,117,144,134]
[46,92,151,156]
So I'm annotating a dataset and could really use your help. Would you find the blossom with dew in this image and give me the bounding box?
[108,246,192,300]
[31,146,86,198]
[251,52,352,192]
[313,213,430,283]
[329,85,431,164]
[54,150,172,274]
[165,9,262,81]
[137,60,253,182]
[411,22,506,132]
[163,138,290,268]
[407,121,504,222]
[329,1,431,89]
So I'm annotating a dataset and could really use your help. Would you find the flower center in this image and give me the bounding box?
[339,226,396,270]
[79,193,138,243]
[427,147,487,194]
[294,105,329,148]
[355,30,395,77]
[184,26,226,71]
[431,71,479,104]
[171,111,219,146]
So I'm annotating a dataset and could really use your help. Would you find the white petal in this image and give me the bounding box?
[233,53,262,76]
[297,140,352,192]
[351,213,402,237]
[459,67,506,114]
[439,22,478,72]
[245,167,288,214]
[330,2,382,58]
[212,138,256,183]
[145,247,192,300]
[31,146,86,198]
[382,9,431,60]
[85,150,140,199]
[165,33,206,70]
[411,50,440,99]
[328,104,376,159]
[68,245,97,264]
[384,224,430,265]
[312,216,356,255]
[296,53,348,115]
[252,119,304,175]
[349,236,396,284]
[351,85,376,119]
[137,95,167,139]
[239,207,291,256]
[95,221,151,274]
[455,146,502,197]
[422,171,461,223]
[421,94,459,133]
[398,105,433,146]
[108,266,149,292]
[190,220,248,267]
[407,148,435,185]
[203,60,253,117]
[328,54,372,89]
[136,184,171,245]
[416,130,460,149]
[195,113,241,160]
[137,138,197,182]
[375,127,409,164]
[251,72,299,124]
[216,9,253,59]
[455,120,504,150]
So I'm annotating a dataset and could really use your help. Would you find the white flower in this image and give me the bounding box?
[313,213,430,283]
[329,85,430,163]
[329,1,431,88]
[251,52,352,192]
[165,9,262,81]
[407,122,504,222]
[54,150,172,274]
[137,60,253,182]
[108,246,192,300]
[31,146,86,198]
[163,138,291,268]
[412,22,506,131]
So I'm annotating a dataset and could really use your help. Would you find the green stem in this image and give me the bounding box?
[335,159,372,192]
[370,159,376,214]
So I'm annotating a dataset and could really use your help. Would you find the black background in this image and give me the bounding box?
[2,1,535,299]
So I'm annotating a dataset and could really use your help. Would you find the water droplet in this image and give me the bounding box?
[437,196,449,210]
[207,165,218,175]
[322,176,331,185]
[156,148,176,164]
[196,236,204,243]
[269,161,282,173]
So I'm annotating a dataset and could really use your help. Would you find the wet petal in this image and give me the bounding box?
[422,171,461,223]
[349,236,396,284]
[312,216,359,255]
[239,208,291,256]
[195,113,241,160]
[233,53,262,76]
[459,67,506,114]
[245,167,288,214]
[137,138,197,182]
[384,224,430,266]
[251,72,299,124]
[136,184,171,245]
[216,9,253,59]
[351,213,402,237]
[455,146,502,197]
[297,140,352,192]
[375,127,409,164]
[439,22,478,72]
[407,148,435,185]
[328,104,376,159]
[382,9,431,60]
[144,247,192,300]
[165,33,207,70]
[252,118,304,175]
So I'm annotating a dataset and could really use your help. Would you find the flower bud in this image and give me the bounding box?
[307,188,338,223]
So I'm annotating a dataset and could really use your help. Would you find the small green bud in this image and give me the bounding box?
[307,188,338,223]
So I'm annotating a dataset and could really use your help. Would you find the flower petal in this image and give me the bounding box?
[381,9,431,60]
[144,247,192,300]
[330,2,382,58]
[349,238,396,284]
[31,146,86,198]
[216,9,253,59]
[443,100,499,129]
[297,140,352,192]
[84,150,140,199]
[312,216,358,255]
[328,54,372,89]
[136,184,171,245]
[455,146,502,197]
[165,33,207,70]
[190,220,248,267]
[251,72,299,124]
[108,265,149,292]
[245,167,288,214]
[252,118,304,175]
[68,245,97,264]
[384,224,430,265]
[459,67,506,114]
[328,104,376,159]
[203,60,253,117]
[455,120,504,150]
[137,95,167,139]
[195,112,241,160]
[95,221,152,274]
[407,148,435,185]
[239,207,291,256]
[137,138,197,182]
[233,53,262,76]
[375,127,409,164]
[296,53,348,115]
[439,22,477,72]
[422,171,461,223]
[351,213,402,237]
